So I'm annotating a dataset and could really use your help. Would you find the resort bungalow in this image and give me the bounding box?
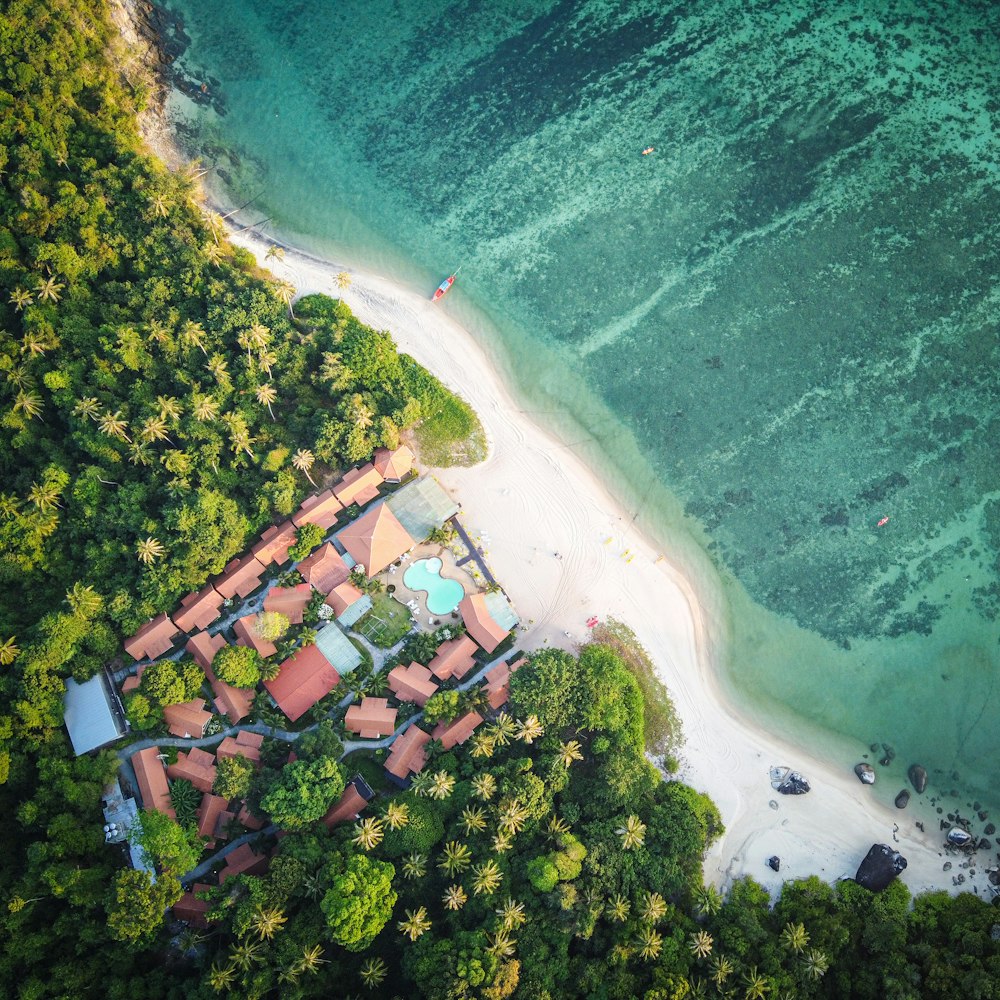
[172,583,225,634]
[428,635,479,682]
[167,747,217,793]
[432,710,484,750]
[482,656,526,710]
[373,444,414,482]
[197,793,234,850]
[387,661,439,706]
[325,580,372,627]
[216,729,264,765]
[187,631,253,724]
[238,803,267,831]
[333,462,384,507]
[297,542,351,593]
[124,613,181,662]
[345,697,398,739]
[322,775,375,828]
[292,489,344,531]
[384,724,432,787]
[214,553,267,600]
[173,884,212,927]
[163,699,212,739]
[264,644,341,722]
[131,746,175,818]
[220,842,269,882]
[338,503,415,578]
[233,614,277,658]
[263,583,313,624]
[63,673,126,755]
[459,592,519,654]
[121,664,145,695]
[252,521,298,567]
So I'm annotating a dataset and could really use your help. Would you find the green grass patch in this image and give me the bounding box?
[341,749,390,794]
[591,618,682,760]
[354,593,414,648]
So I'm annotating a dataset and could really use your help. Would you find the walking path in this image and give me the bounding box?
[450,514,497,587]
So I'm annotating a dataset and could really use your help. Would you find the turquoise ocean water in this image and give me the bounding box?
[160,0,1000,820]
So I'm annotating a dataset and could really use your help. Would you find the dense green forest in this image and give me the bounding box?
[1,1,998,998]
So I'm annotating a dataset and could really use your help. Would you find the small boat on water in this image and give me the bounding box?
[433,267,461,301]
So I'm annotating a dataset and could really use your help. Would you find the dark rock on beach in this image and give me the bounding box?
[895,790,910,809]
[855,763,876,784]
[947,827,973,847]
[777,772,811,795]
[768,856,781,872]
[908,764,928,793]
[856,843,907,891]
[985,823,996,836]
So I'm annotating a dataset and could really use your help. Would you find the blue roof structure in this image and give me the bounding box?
[315,622,363,675]
[63,674,126,755]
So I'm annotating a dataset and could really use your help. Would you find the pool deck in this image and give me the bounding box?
[387,541,477,627]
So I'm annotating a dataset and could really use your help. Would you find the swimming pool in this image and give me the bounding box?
[403,557,465,616]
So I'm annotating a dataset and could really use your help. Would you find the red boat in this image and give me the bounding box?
[433,267,461,301]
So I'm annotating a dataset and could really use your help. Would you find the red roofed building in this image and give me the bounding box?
[167,747,217,793]
[124,613,181,662]
[131,746,175,818]
[234,614,277,658]
[163,699,213,739]
[345,697,398,739]
[186,630,226,671]
[298,543,351,593]
[173,883,213,927]
[373,444,414,482]
[238,803,267,831]
[322,778,374,828]
[197,793,234,849]
[221,842,270,882]
[333,463,384,507]
[263,583,313,624]
[387,661,438,706]
[252,521,298,567]
[384,724,432,784]
[187,632,253,724]
[483,656,526,710]
[459,594,511,653]
[339,503,414,577]
[264,644,340,722]
[292,489,343,531]
[428,635,479,681]
[325,579,366,618]
[432,711,484,750]
[172,584,225,634]
[214,553,267,600]
[216,730,264,766]
[121,663,146,695]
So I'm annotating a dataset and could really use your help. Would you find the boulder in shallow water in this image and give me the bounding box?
[947,827,973,847]
[777,771,811,795]
[855,763,876,785]
[908,764,928,794]
[767,856,780,872]
[855,843,907,891]
[895,790,910,809]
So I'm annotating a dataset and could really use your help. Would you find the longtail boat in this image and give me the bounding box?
[433,267,461,301]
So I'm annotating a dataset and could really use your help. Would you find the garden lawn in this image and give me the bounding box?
[354,593,414,648]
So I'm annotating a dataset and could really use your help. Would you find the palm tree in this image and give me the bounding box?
[428,770,456,800]
[401,853,427,879]
[607,894,630,922]
[72,397,101,421]
[546,814,571,839]
[460,805,488,835]
[694,884,723,919]
[27,481,61,511]
[66,583,102,618]
[640,891,668,925]
[334,271,351,289]
[486,930,517,959]
[0,636,19,666]
[687,977,710,1000]
[780,921,809,953]
[637,926,663,961]
[496,898,527,930]
[488,712,516,746]
[275,279,296,318]
[472,859,503,896]
[9,287,33,311]
[246,322,270,354]
[689,930,714,959]
[710,955,735,988]
[302,872,325,900]
[36,275,64,303]
[438,841,472,877]
[359,957,387,989]
[193,394,219,422]
[742,966,771,999]
[558,739,584,768]
[383,801,410,830]
[397,906,432,942]
[616,814,646,850]
[469,731,496,759]
[180,320,208,354]
[99,410,131,443]
[204,242,224,265]
[515,715,544,744]
[265,244,285,263]
[228,938,264,970]
[492,831,514,854]
[471,773,497,801]
[291,448,317,487]
[136,537,166,565]
[497,798,530,836]
[251,906,287,940]
[13,390,43,420]
[800,949,829,980]
[410,771,435,797]
[140,416,172,444]
[352,817,384,851]
[255,382,278,420]
[21,332,55,356]
[156,395,183,423]
[442,884,467,911]
[207,962,237,993]
[150,193,169,217]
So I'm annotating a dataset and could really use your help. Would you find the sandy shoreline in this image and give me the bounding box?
[220,224,983,900]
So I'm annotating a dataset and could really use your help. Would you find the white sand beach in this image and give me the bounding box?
[229,227,976,900]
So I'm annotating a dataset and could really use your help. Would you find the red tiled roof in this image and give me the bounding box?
[131,747,175,818]
[233,614,277,658]
[172,584,225,633]
[482,656,525,710]
[163,699,212,739]
[384,725,432,781]
[221,842,269,882]
[172,882,212,927]
[263,583,313,625]
[238,804,266,831]
[322,784,369,828]
[325,580,365,618]
[214,553,267,600]
[387,661,438,706]
[124,613,181,661]
[345,697,398,739]
[332,463,384,507]
[186,630,225,670]
[216,730,263,766]
[121,662,146,696]
[167,747,217,793]
[432,711,484,750]
[459,594,510,653]
[188,633,253,724]
[197,793,232,847]
[297,543,351,593]
[252,521,298,567]
[292,489,343,531]
[264,644,340,722]
[373,444,414,482]
[339,504,414,577]
[428,635,479,681]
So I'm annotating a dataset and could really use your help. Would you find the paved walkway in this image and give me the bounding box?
[450,515,496,587]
